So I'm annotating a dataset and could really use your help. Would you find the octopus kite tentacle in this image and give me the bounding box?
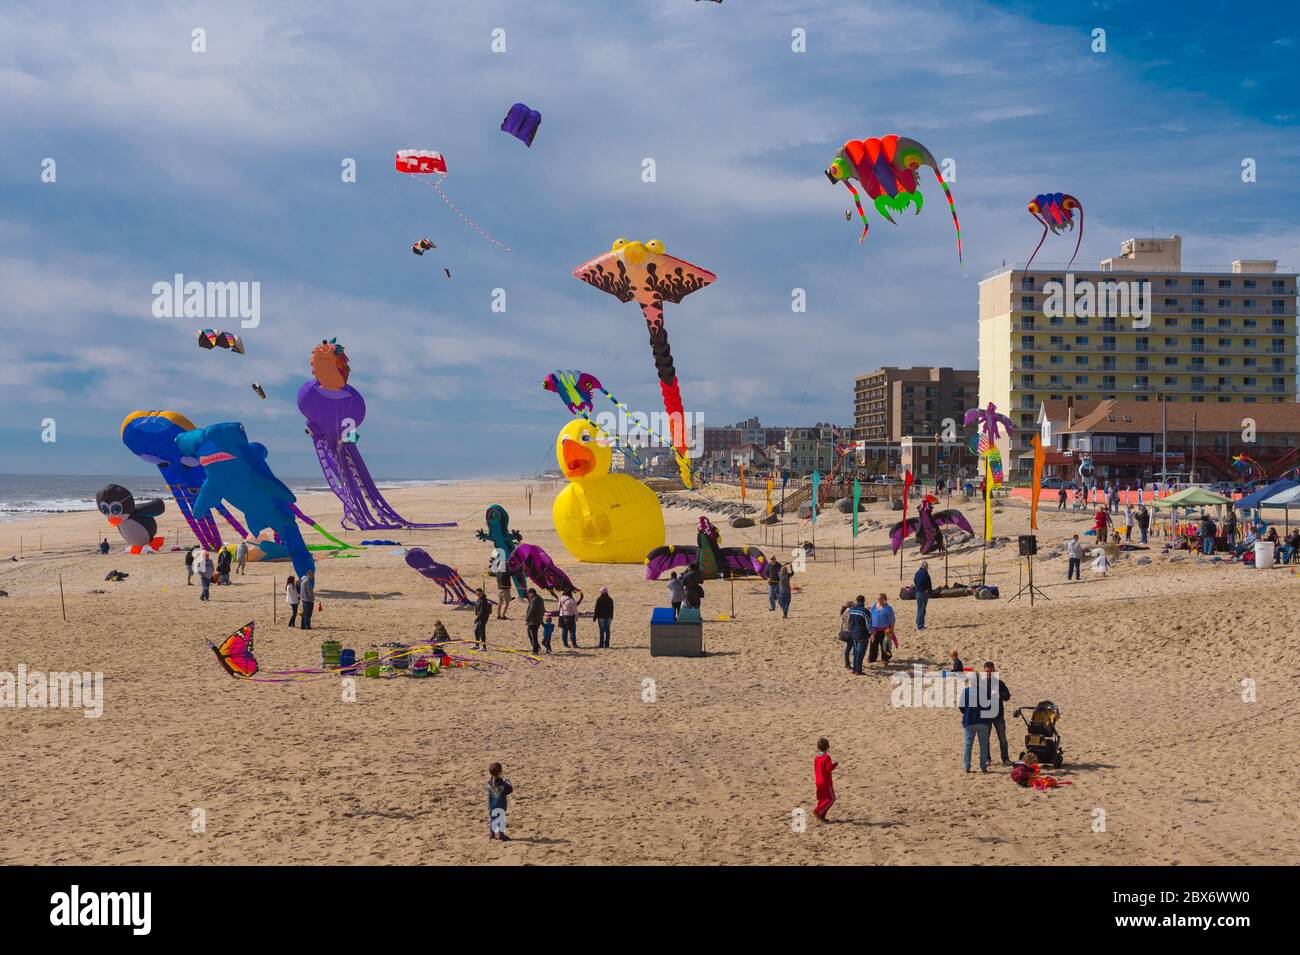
[933,169,963,271]
[1067,204,1083,271]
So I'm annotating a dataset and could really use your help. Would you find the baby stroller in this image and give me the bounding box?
[1014,701,1064,768]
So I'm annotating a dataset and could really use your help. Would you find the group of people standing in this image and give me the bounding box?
[472,583,612,655]
[839,593,897,675]
[185,541,249,600]
[283,571,316,629]
[665,564,706,617]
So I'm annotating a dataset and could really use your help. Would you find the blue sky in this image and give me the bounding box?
[2,0,1296,478]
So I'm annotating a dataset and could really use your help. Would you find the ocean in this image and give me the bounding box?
[0,474,448,522]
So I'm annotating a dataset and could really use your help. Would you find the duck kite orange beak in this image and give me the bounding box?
[107,517,123,526]
[561,437,596,478]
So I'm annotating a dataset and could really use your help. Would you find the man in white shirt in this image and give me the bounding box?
[1066,535,1083,581]
[196,550,215,601]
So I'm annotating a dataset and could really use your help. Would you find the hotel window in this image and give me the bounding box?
[1191,298,1205,312]
[1164,376,1178,386]
[1020,296,1035,310]
[1218,357,1231,367]
[1190,337,1204,351]
[1191,279,1205,291]
[1190,317,1204,330]
[1164,356,1178,366]
[1219,396,1231,402]
[1074,315,1089,326]
[1021,277,1035,291]
[1218,377,1230,386]
[1050,335,1064,347]
[1050,355,1064,366]
[1243,299,1256,310]
[1274,377,1287,390]
[1272,280,1286,292]
[1050,394,1064,401]
[1135,356,1149,370]
[1135,375,1149,388]
[1217,318,1231,328]
[1075,375,1088,385]
[1163,337,1177,347]
[1244,318,1256,328]
[1102,356,1117,370]
[1021,375,1035,388]
[1218,338,1230,347]
[1244,396,1257,403]
[1021,335,1035,349]
[1218,299,1230,309]
[1244,280,1256,289]
[1271,338,1287,353]
[1165,298,1179,308]
[1135,336,1149,351]
[1272,307,1286,320]
[1191,377,1204,390]
[1076,355,1089,365]
[1050,315,1064,326]
[1244,357,1257,367]
[1102,336,1116,351]
[1219,279,1232,289]
[1244,338,1256,348]
[1075,336,1088,345]
[1102,375,1116,389]
[1164,317,1178,327]
[1192,395,1205,402]
[1164,278,1177,288]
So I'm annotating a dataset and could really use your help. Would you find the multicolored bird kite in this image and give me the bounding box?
[825,134,962,268]
[1025,193,1082,270]
[572,239,714,488]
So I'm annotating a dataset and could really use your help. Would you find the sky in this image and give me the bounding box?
[2,0,1297,479]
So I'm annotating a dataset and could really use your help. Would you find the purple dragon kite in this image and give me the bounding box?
[889,494,974,555]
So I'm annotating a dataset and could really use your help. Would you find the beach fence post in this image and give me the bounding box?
[58,574,67,622]
[273,576,277,624]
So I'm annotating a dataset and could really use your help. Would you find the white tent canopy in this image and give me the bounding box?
[1260,485,1300,508]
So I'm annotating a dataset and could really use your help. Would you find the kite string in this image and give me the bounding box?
[415,177,512,253]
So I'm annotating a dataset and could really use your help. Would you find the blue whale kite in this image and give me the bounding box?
[176,422,316,578]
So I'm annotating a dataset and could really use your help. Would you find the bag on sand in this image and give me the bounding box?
[899,585,917,600]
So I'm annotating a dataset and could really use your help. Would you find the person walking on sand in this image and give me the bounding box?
[285,574,300,627]
[846,595,871,674]
[813,738,838,823]
[593,586,614,648]
[487,762,514,842]
[216,546,232,585]
[558,589,579,648]
[235,538,248,575]
[1137,504,1150,545]
[196,550,215,600]
[1123,503,1134,543]
[495,568,513,620]
[185,546,196,586]
[960,673,992,773]
[1057,486,1067,510]
[913,560,933,630]
[778,563,794,618]
[868,593,895,664]
[682,563,703,611]
[1066,534,1083,581]
[667,571,684,619]
[765,558,782,611]
[524,588,545,654]
[984,660,1013,765]
[298,570,316,629]
[472,587,490,650]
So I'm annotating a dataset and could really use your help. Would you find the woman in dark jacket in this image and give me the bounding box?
[593,587,614,648]
[524,588,546,654]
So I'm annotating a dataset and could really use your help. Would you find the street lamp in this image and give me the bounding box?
[1132,385,1168,486]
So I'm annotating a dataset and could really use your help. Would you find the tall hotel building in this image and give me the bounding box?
[978,235,1297,475]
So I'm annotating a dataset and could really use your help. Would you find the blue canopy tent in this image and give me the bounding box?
[1234,478,1298,511]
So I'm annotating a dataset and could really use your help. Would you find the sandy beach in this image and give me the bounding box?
[0,478,1289,867]
[1,479,1295,866]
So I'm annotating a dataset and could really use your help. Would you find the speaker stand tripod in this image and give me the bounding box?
[1008,553,1050,605]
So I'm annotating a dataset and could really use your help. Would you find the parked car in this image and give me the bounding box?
[1039,477,1076,490]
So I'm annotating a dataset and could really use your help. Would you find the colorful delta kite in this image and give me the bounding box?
[395,148,511,252]
[411,238,436,256]
[889,494,973,555]
[552,418,666,564]
[1025,193,1083,270]
[197,328,244,354]
[543,369,694,482]
[825,134,962,268]
[298,339,457,531]
[501,102,541,147]
[573,238,715,488]
[96,483,165,553]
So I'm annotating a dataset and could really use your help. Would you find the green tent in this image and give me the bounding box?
[1150,487,1233,508]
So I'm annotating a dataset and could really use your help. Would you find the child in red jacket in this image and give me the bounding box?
[814,738,838,822]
